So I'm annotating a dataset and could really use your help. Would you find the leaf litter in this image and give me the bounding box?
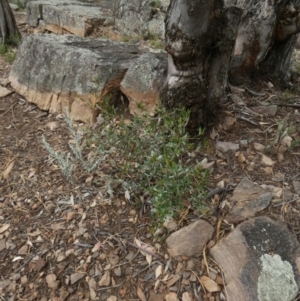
[1,14,300,301]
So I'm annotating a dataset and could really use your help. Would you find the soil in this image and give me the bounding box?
[1,10,300,301]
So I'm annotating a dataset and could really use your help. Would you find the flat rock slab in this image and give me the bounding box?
[27,0,115,37]
[9,34,167,122]
[114,0,170,40]
[166,220,214,258]
[225,178,272,223]
[0,86,13,98]
[211,216,300,301]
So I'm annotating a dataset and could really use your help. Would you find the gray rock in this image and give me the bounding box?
[9,0,32,8]
[166,220,214,258]
[9,34,167,122]
[293,180,300,195]
[120,51,167,115]
[250,105,278,116]
[258,254,298,301]
[9,35,140,122]
[216,141,239,152]
[226,178,272,223]
[27,0,115,37]
[114,0,170,40]
[210,216,300,301]
[9,3,19,10]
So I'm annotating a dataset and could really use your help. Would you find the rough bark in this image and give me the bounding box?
[163,0,300,128]
[0,0,20,45]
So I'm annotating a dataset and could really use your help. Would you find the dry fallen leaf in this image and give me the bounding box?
[182,292,194,301]
[99,271,110,286]
[1,159,15,179]
[12,256,23,262]
[167,274,181,287]
[0,224,10,234]
[137,287,147,301]
[155,265,163,279]
[125,190,130,201]
[165,292,179,301]
[92,241,101,253]
[200,275,221,292]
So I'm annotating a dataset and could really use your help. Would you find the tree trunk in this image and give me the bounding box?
[0,0,20,45]
[163,0,300,128]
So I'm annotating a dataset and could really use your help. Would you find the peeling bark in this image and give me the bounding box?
[164,0,300,128]
[0,0,20,45]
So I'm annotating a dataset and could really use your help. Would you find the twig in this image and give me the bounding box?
[202,245,209,276]
[206,187,225,199]
[97,282,124,291]
[216,216,224,241]
[35,193,49,213]
[237,116,259,126]
[272,197,299,207]
[245,87,265,97]
[0,101,17,117]
[124,240,164,261]
[272,102,300,108]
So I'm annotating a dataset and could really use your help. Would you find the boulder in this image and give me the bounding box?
[26,0,115,37]
[9,34,140,122]
[166,220,214,258]
[210,216,300,301]
[120,51,167,115]
[9,34,167,122]
[114,0,170,40]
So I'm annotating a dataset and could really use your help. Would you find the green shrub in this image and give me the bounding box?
[42,102,210,225]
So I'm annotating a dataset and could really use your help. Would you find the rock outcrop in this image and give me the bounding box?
[27,0,115,37]
[114,0,169,40]
[9,34,167,122]
[211,216,300,301]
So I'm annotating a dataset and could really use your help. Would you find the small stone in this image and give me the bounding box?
[240,139,248,147]
[70,273,85,285]
[293,180,300,195]
[261,154,275,166]
[254,143,265,152]
[129,209,136,216]
[0,239,6,251]
[56,251,67,263]
[46,274,60,290]
[216,141,239,152]
[222,116,236,131]
[20,275,28,285]
[166,220,214,258]
[164,218,178,232]
[226,178,272,223]
[250,105,277,116]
